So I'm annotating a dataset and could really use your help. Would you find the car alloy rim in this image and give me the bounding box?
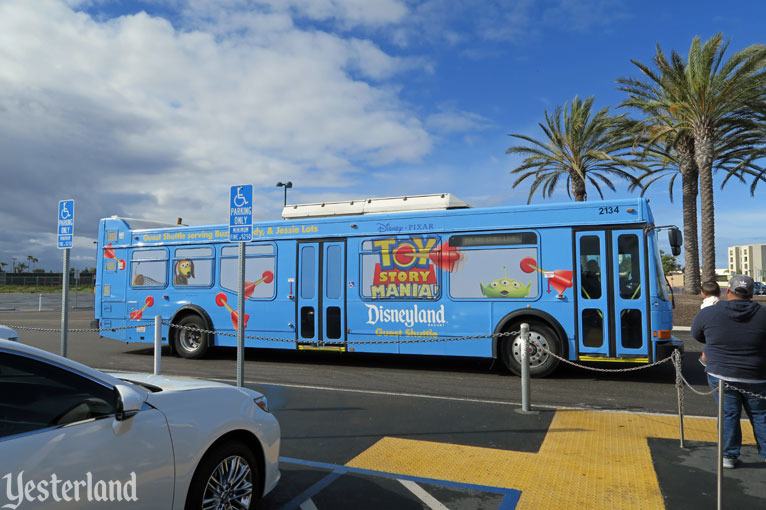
[202,455,253,510]
[511,331,550,367]
[180,326,202,351]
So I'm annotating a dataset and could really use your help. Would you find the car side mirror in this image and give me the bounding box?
[668,228,682,257]
[114,384,145,421]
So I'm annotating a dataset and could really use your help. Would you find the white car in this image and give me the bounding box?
[0,338,280,509]
[0,325,19,342]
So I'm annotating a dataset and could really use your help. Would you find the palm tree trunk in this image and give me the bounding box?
[571,173,586,201]
[695,132,716,283]
[680,160,701,294]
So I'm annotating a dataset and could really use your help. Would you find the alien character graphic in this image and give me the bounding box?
[480,266,532,298]
[174,259,195,285]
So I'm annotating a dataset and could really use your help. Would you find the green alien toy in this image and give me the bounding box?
[480,266,532,298]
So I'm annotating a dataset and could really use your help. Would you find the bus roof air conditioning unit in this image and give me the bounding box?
[282,193,471,219]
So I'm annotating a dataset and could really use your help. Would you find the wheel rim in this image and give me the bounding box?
[511,331,551,367]
[180,326,202,352]
[202,455,253,510]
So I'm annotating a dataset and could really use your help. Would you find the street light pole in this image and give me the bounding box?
[276,181,293,207]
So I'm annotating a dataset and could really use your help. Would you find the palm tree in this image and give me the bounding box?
[16,263,28,273]
[618,45,766,293]
[507,96,646,202]
[0,262,7,272]
[622,34,766,284]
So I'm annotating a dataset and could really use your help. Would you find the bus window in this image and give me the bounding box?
[579,236,601,300]
[220,244,275,299]
[621,309,642,348]
[618,234,641,299]
[131,250,167,287]
[360,236,441,300]
[581,309,603,347]
[300,245,315,300]
[173,247,214,287]
[448,232,538,299]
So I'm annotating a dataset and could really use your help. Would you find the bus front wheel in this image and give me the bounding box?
[174,314,210,359]
[501,321,561,377]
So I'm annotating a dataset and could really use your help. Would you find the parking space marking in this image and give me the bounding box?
[346,409,753,510]
[299,499,318,510]
[399,479,451,510]
[279,457,521,510]
[279,469,343,510]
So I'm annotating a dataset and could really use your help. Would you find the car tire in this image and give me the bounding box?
[174,314,210,359]
[185,440,260,510]
[500,321,561,377]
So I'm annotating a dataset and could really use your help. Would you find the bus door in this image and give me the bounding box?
[575,230,649,360]
[297,241,346,347]
[611,230,648,359]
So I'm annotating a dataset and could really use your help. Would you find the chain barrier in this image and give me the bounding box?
[535,342,675,373]
[722,381,766,401]
[165,322,518,345]
[7,319,765,401]
[1,321,518,345]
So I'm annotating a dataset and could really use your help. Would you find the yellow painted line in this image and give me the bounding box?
[346,410,756,510]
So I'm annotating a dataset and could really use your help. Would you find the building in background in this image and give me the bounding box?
[728,243,766,282]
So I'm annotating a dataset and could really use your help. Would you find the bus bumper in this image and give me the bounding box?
[655,338,684,361]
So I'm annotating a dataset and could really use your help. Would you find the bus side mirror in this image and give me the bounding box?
[668,228,682,257]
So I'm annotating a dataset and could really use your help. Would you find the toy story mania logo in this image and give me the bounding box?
[368,235,460,299]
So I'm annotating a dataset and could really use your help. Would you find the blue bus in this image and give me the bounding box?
[93,194,684,376]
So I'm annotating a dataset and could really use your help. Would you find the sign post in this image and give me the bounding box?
[57,199,75,358]
[229,185,253,387]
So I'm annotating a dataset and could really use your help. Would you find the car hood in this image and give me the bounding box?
[108,372,243,393]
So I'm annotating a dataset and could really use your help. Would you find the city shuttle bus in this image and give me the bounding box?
[94,194,683,376]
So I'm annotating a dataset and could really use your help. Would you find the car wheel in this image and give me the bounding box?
[174,314,210,359]
[501,321,561,377]
[185,440,260,510]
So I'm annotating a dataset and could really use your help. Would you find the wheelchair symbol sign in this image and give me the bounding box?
[229,185,253,242]
[57,199,75,249]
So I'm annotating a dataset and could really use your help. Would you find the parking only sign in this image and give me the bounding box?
[229,185,253,242]
[57,199,75,249]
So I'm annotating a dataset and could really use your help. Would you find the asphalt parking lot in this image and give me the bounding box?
[1,307,765,509]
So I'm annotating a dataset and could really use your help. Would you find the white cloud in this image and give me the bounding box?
[0,0,431,230]
[183,0,409,29]
[425,103,493,135]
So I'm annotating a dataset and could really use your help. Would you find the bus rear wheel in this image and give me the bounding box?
[501,321,561,377]
[174,314,210,359]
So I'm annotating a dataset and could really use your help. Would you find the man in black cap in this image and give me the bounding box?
[691,274,766,469]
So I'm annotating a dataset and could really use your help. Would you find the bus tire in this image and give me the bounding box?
[174,314,210,359]
[500,321,561,377]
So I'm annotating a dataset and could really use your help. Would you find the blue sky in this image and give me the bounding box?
[0,0,764,273]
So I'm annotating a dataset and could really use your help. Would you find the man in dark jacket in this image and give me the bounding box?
[691,274,766,469]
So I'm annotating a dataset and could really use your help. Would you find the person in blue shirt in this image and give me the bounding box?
[691,274,766,469]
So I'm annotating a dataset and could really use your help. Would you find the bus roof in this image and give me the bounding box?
[100,197,654,248]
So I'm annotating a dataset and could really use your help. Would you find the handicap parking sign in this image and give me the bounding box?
[57,199,75,249]
[229,185,253,242]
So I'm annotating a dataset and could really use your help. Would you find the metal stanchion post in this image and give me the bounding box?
[717,380,724,510]
[154,315,162,376]
[38,294,42,312]
[674,351,685,448]
[519,323,533,414]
